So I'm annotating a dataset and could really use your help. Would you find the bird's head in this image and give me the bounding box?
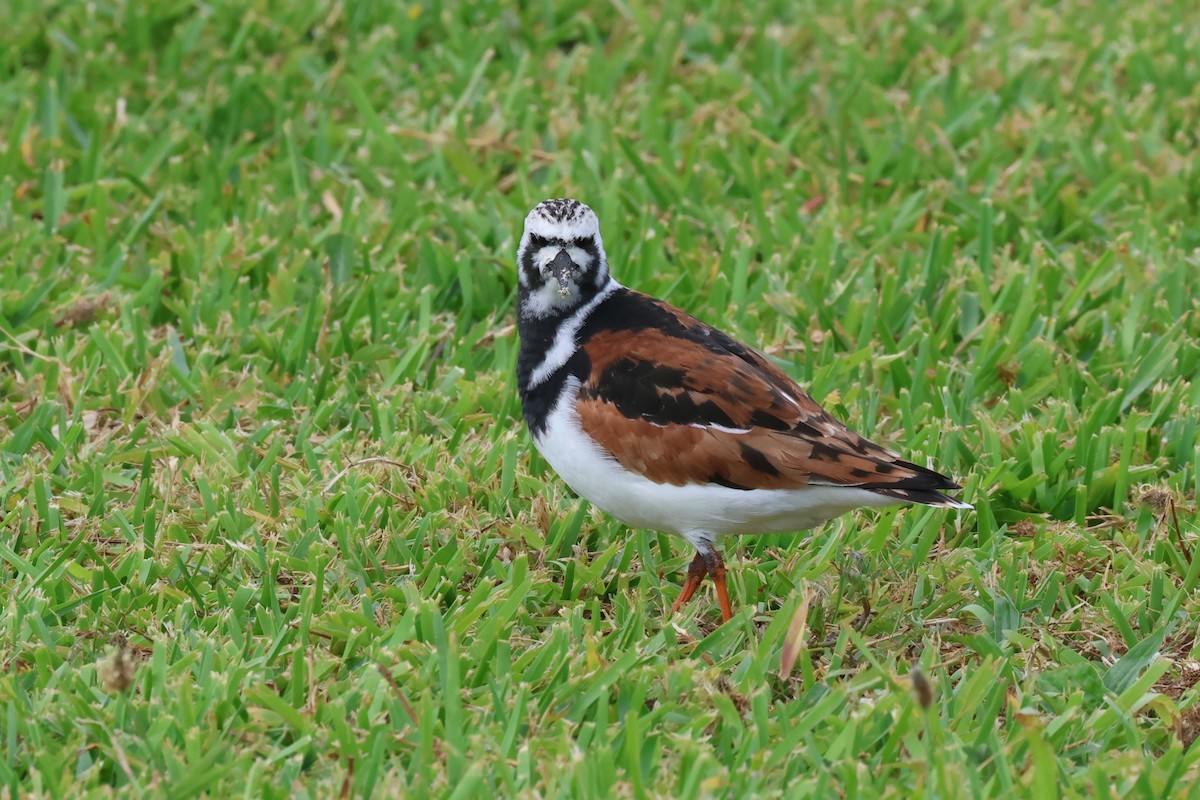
[516,198,610,318]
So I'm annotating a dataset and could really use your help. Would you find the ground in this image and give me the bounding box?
[2,0,1200,797]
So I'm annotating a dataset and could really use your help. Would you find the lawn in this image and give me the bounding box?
[2,0,1200,796]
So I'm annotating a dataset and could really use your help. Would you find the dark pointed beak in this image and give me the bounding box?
[549,250,574,296]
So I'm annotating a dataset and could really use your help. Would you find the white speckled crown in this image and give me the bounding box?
[523,199,601,241]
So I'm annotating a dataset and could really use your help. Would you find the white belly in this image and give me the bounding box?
[533,379,900,549]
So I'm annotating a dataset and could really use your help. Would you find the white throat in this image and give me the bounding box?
[527,278,620,387]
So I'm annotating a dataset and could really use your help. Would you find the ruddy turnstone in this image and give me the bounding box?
[514,198,970,623]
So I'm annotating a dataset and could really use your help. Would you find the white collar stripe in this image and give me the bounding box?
[528,280,619,387]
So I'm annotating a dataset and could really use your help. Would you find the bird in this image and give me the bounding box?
[514,198,970,623]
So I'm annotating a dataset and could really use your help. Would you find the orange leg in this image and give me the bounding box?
[672,550,735,623]
[671,552,708,614]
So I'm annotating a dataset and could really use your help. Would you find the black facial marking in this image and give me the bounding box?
[575,237,600,263]
[518,229,605,313]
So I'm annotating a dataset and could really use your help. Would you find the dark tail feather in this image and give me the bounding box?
[869,486,972,509]
[868,459,971,509]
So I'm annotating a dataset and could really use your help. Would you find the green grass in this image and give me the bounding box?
[2,0,1200,796]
